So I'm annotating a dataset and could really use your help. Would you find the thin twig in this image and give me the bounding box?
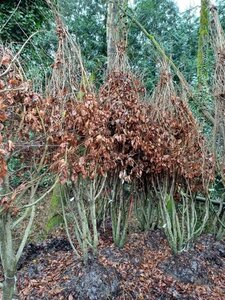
[0,0,22,34]
[0,31,41,78]
[61,191,80,257]
[21,179,58,209]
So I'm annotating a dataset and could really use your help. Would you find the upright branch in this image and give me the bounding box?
[46,9,92,99]
[210,5,225,179]
[119,5,192,96]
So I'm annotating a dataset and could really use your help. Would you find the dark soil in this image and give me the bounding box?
[1,231,224,300]
[63,257,121,300]
[17,238,72,270]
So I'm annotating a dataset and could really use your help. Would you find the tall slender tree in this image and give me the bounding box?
[197,0,210,87]
[106,0,128,73]
[211,5,225,172]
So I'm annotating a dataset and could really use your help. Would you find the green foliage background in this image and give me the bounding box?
[0,0,224,91]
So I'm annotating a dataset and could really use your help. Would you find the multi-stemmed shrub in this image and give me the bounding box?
[0,46,57,300]
[37,68,214,254]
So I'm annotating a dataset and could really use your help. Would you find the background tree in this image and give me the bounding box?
[217,0,225,29]
[128,0,199,90]
[197,0,210,87]
[106,0,128,73]
[0,0,54,90]
[59,0,107,85]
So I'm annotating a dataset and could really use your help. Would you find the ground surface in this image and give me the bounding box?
[1,230,224,300]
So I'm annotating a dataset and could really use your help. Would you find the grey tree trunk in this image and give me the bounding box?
[106,0,128,74]
[0,214,17,300]
[107,1,118,73]
[0,174,38,300]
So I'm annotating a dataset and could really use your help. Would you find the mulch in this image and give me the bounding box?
[10,231,225,300]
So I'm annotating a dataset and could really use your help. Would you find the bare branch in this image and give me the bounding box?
[0,0,22,34]
[0,31,41,78]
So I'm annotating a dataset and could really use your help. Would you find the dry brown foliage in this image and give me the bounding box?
[150,65,214,191]
[0,46,46,214]
[27,69,214,193]
[0,36,214,213]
